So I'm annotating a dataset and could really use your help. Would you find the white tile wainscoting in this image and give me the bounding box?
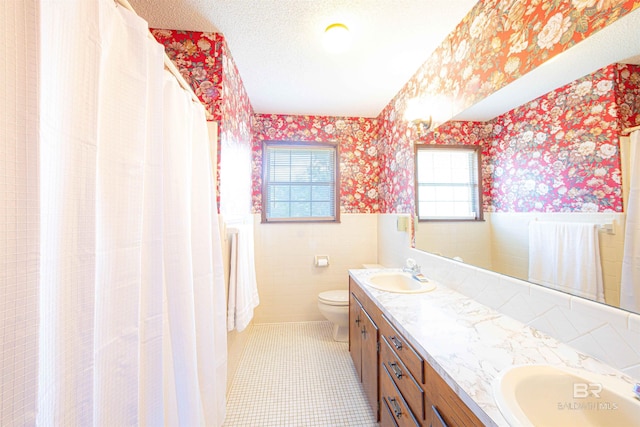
[252,214,378,324]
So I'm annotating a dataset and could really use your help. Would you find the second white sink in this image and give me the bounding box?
[493,364,640,427]
[365,272,436,293]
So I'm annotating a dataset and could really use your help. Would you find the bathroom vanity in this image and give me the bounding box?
[349,279,381,414]
[349,274,483,426]
[348,268,639,427]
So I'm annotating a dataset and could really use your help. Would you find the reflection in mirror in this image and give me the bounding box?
[415,145,482,221]
[413,10,640,314]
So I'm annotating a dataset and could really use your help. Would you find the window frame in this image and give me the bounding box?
[261,140,340,224]
[414,144,484,222]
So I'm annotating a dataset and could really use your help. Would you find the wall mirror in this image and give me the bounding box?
[413,8,640,314]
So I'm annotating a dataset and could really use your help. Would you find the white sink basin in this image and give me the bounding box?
[493,364,640,427]
[365,272,436,293]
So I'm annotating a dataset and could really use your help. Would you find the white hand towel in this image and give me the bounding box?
[226,216,260,332]
[529,221,604,302]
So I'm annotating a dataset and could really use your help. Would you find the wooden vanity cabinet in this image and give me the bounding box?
[379,313,425,425]
[349,277,381,419]
[380,362,421,427]
[424,360,484,427]
[349,277,485,427]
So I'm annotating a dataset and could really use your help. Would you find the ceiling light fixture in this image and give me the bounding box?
[323,23,352,54]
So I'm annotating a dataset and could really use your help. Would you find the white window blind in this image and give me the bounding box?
[263,142,338,222]
[416,146,482,220]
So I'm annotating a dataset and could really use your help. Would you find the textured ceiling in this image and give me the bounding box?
[130,1,640,120]
[128,0,477,117]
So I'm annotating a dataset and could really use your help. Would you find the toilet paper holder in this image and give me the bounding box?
[314,255,330,267]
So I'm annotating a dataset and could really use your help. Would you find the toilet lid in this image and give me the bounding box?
[318,290,349,306]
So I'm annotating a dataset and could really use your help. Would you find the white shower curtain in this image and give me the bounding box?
[161,73,227,425]
[621,130,640,312]
[0,1,40,425]
[0,0,226,425]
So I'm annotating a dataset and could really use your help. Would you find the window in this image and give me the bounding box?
[262,141,339,223]
[415,145,482,221]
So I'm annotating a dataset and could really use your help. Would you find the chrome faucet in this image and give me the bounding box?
[403,258,421,274]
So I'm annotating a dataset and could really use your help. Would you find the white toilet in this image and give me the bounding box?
[318,290,349,342]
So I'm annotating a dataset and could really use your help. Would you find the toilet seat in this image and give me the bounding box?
[318,290,349,306]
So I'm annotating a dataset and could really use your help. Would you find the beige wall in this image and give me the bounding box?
[410,211,626,308]
[414,219,492,270]
[252,213,378,323]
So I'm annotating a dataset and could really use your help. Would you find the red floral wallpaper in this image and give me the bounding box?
[377,0,640,213]
[220,42,253,148]
[151,29,380,215]
[251,114,381,213]
[616,63,640,130]
[406,0,639,120]
[375,96,422,214]
[152,2,640,217]
[151,30,224,121]
[381,61,639,215]
[488,64,623,213]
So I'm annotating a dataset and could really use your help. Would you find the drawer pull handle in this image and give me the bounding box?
[355,316,361,326]
[389,397,402,418]
[389,362,403,379]
[390,335,403,350]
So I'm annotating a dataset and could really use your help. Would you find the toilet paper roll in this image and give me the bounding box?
[316,258,329,267]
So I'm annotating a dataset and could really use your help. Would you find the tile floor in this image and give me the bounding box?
[223,321,378,426]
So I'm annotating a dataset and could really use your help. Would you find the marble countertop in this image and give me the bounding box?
[349,268,638,427]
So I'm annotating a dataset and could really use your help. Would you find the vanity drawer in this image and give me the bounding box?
[424,358,484,427]
[381,396,400,427]
[380,313,424,384]
[381,335,425,420]
[381,363,421,427]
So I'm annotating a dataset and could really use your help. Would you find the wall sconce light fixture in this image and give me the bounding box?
[411,116,432,135]
[404,97,432,135]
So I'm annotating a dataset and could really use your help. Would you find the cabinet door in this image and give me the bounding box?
[349,293,363,379]
[360,307,379,414]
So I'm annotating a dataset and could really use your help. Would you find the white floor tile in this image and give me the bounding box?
[224,321,378,426]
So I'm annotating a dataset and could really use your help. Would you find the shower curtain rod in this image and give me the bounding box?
[115,0,201,104]
[623,125,640,135]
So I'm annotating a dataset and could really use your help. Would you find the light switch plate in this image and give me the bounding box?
[397,216,409,232]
